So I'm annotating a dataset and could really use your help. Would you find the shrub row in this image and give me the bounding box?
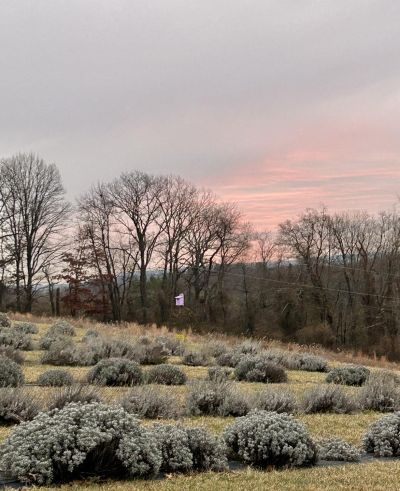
[0,357,24,387]
[0,347,24,365]
[215,345,328,373]
[1,362,398,419]
[39,332,181,367]
[0,313,11,328]
[326,365,370,386]
[0,327,33,351]
[0,403,324,485]
[39,361,188,388]
[2,396,400,485]
[317,438,361,462]
[234,355,287,383]
[0,402,228,484]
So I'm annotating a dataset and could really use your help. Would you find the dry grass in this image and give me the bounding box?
[32,461,400,491]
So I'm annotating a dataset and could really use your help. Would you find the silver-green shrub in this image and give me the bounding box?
[317,438,361,462]
[234,340,262,356]
[48,384,102,410]
[14,322,38,335]
[0,402,161,484]
[84,337,143,364]
[257,348,287,365]
[302,385,357,414]
[152,423,229,473]
[87,358,144,386]
[216,351,242,367]
[218,386,251,417]
[185,427,228,471]
[187,381,249,417]
[121,386,182,419]
[40,337,76,365]
[146,364,187,385]
[0,328,33,351]
[0,388,40,424]
[187,381,227,416]
[216,342,261,368]
[46,337,145,367]
[224,410,317,468]
[364,412,400,457]
[201,341,229,359]
[0,356,24,387]
[82,329,100,342]
[253,388,297,414]
[207,366,232,382]
[359,371,400,412]
[0,346,24,364]
[0,313,11,328]
[37,369,74,387]
[326,365,370,386]
[139,340,169,365]
[39,332,69,351]
[285,352,328,372]
[157,336,185,356]
[48,320,75,337]
[246,348,328,373]
[182,350,211,366]
[234,355,287,383]
[153,424,193,472]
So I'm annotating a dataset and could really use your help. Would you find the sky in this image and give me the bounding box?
[1,0,400,229]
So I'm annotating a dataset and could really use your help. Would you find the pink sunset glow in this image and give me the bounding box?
[212,158,400,229]
[206,115,400,228]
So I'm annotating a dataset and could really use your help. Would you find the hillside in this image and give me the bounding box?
[0,314,400,490]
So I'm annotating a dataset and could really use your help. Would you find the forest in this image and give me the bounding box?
[0,153,399,359]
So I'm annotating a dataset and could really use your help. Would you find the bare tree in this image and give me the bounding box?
[156,176,199,319]
[254,230,276,309]
[109,171,165,323]
[0,153,71,312]
[211,204,252,324]
[79,183,138,322]
[183,191,220,304]
[278,208,334,328]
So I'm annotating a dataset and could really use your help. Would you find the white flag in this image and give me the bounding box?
[175,293,184,306]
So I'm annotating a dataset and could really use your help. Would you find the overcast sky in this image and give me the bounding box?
[1,1,400,228]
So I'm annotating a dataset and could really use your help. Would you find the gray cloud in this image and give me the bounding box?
[0,0,399,212]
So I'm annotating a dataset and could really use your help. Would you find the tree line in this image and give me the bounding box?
[1,153,400,358]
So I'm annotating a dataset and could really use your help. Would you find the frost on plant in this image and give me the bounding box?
[224,409,317,468]
[37,369,74,387]
[364,412,400,457]
[234,355,287,383]
[154,424,228,473]
[302,385,357,414]
[359,371,400,412]
[317,438,361,462]
[0,356,25,387]
[146,364,187,385]
[326,365,369,386]
[253,388,297,414]
[121,386,182,419]
[87,358,144,386]
[0,388,40,424]
[187,381,249,416]
[0,402,161,484]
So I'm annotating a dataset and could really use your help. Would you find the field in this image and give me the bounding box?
[2,314,400,490]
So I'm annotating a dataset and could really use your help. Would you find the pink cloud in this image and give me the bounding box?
[207,150,400,230]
